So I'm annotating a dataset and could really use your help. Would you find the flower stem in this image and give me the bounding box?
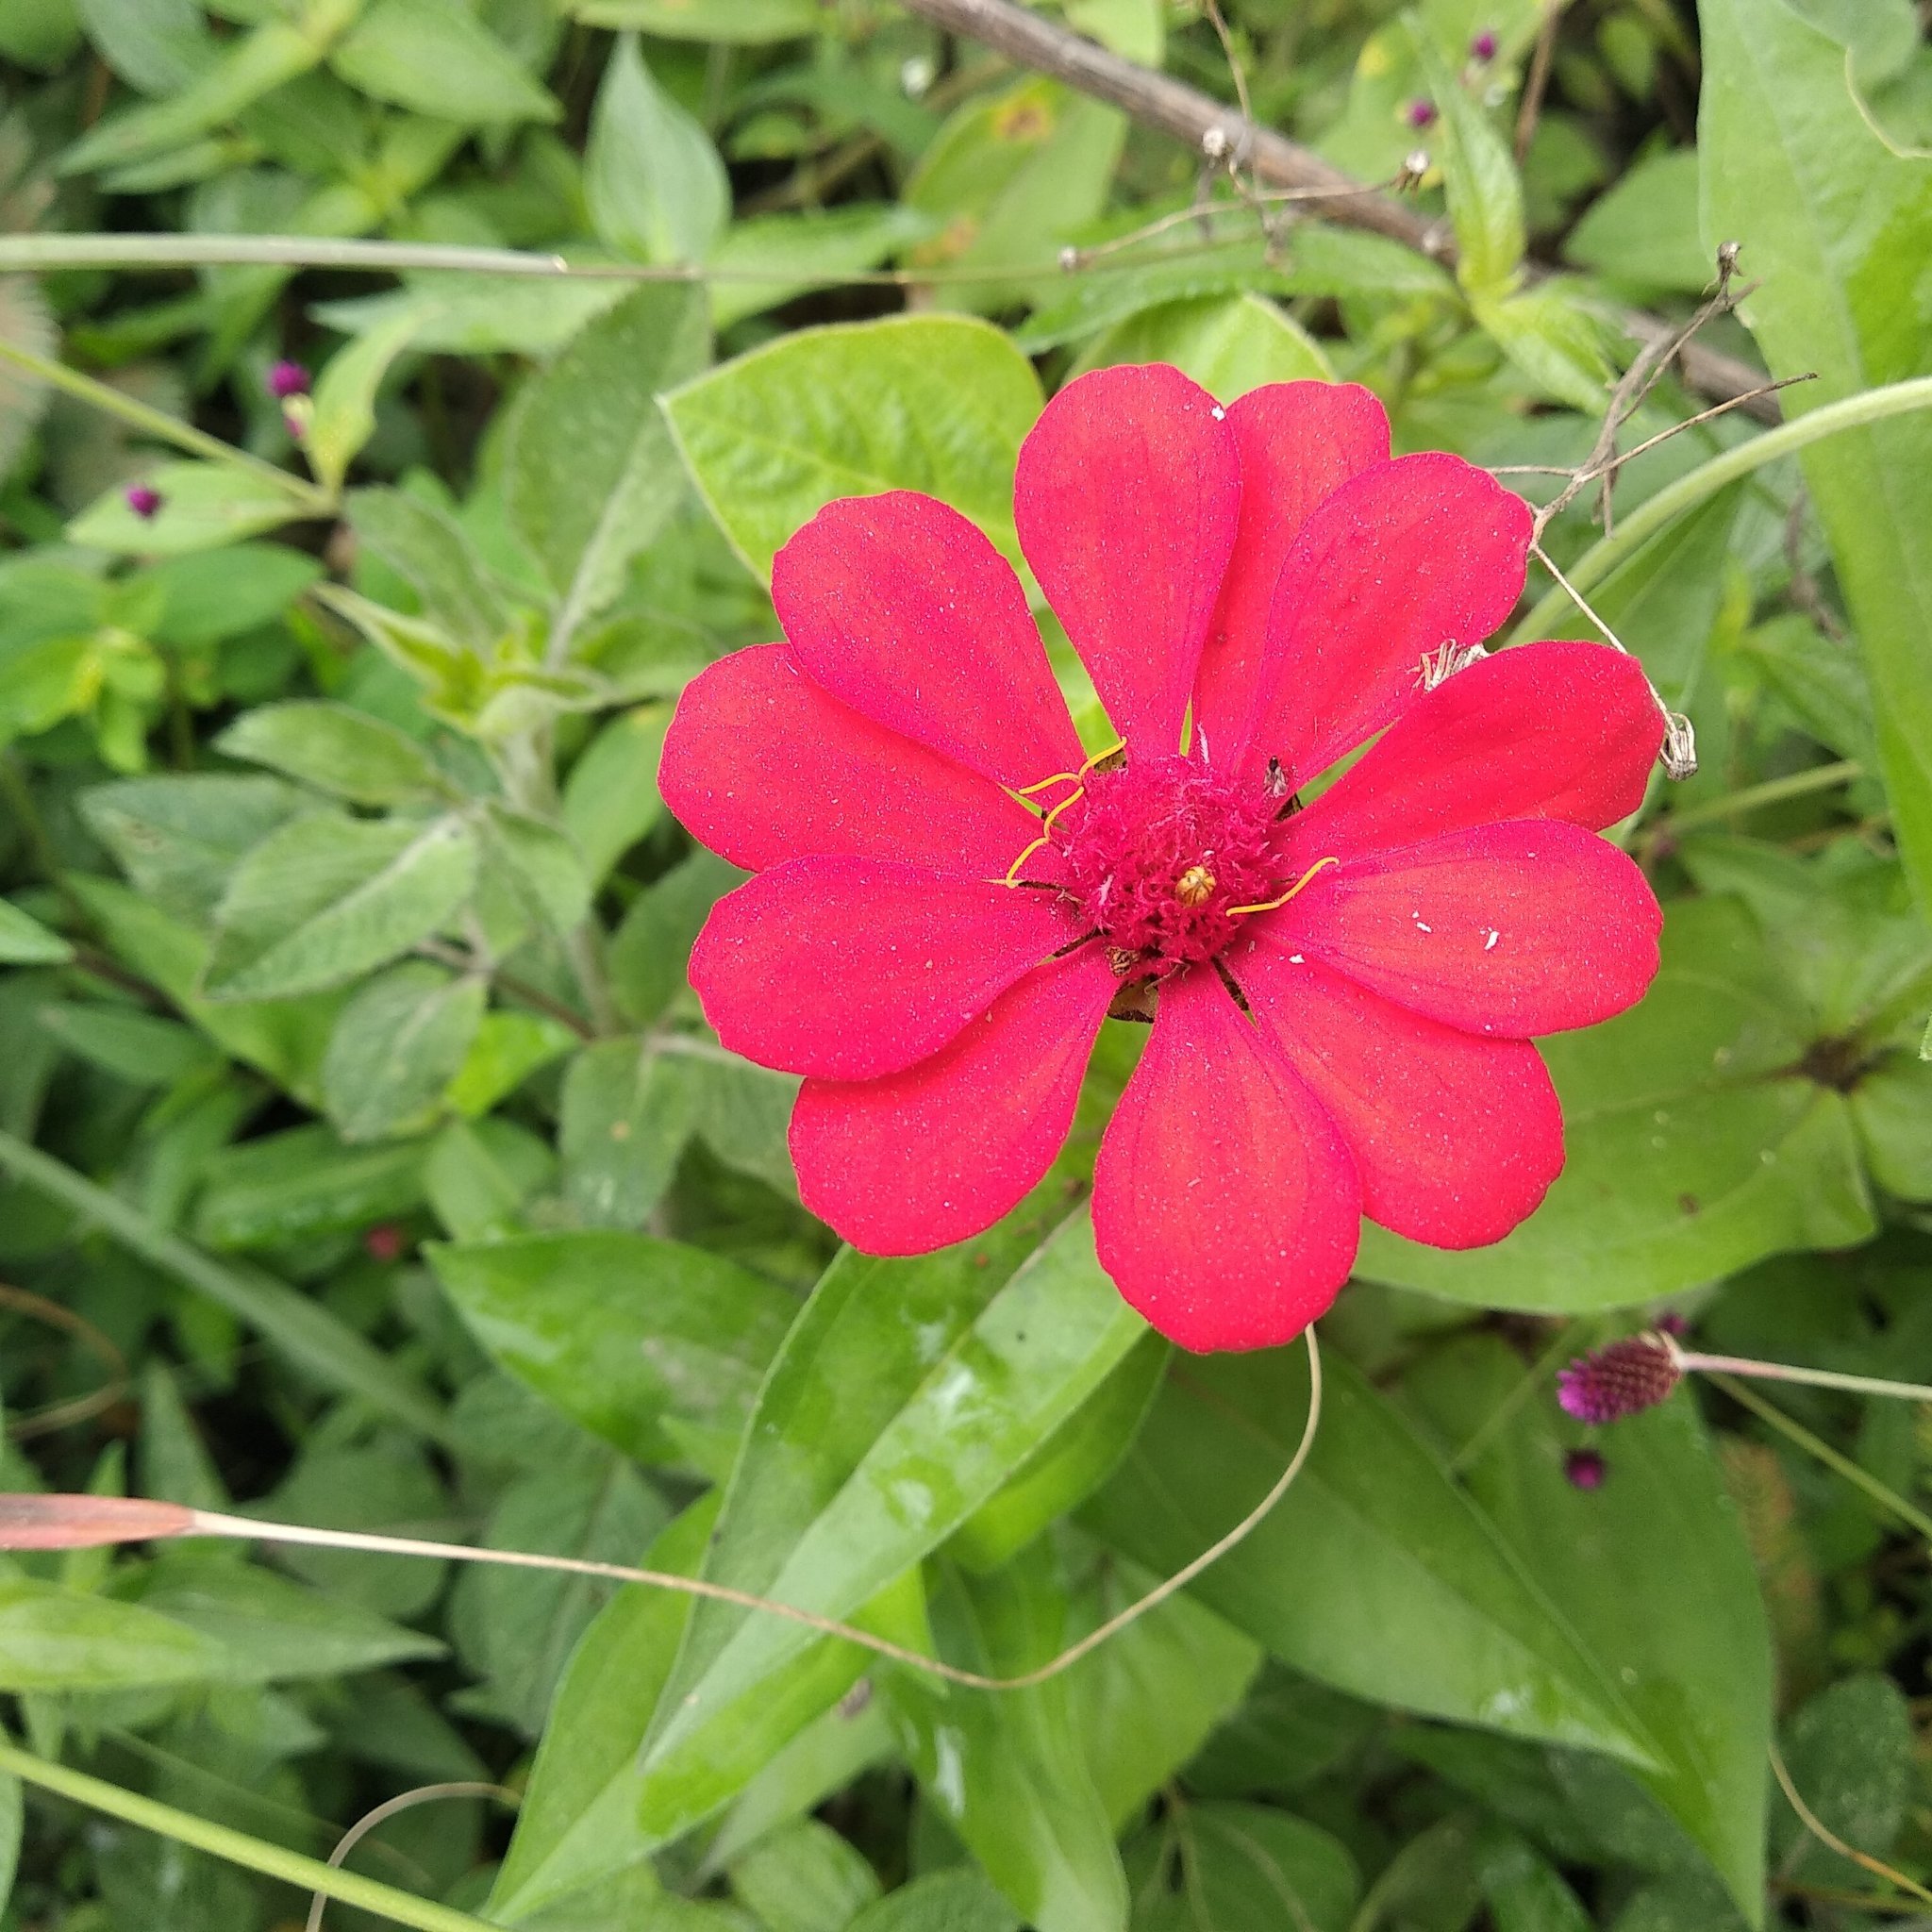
[1678,1348,1932,1407]
[0,338,328,509]
[1507,373,1932,646]
[0,1129,449,1442]
[1708,1372,1932,1543]
[0,1740,498,1932]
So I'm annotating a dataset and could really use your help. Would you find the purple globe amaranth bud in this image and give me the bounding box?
[1564,1447,1607,1491]
[1405,97,1439,130]
[1557,1333,1682,1424]
[267,358,311,400]
[124,484,163,520]
[1471,29,1499,60]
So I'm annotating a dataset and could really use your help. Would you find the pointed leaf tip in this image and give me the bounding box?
[0,1493,196,1550]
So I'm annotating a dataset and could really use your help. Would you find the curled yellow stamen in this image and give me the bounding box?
[1226,855,1341,919]
[997,740,1127,887]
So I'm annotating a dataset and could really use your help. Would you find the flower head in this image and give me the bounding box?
[1557,1333,1682,1423]
[659,367,1663,1352]
[267,358,310,400]
[124,483,162,520]
[1406,97,1439,129]
[1471,29,1499,60]
[1564,1446,1607,1490]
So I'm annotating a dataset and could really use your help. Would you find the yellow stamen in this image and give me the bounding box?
[997,741,1125,886]
[1175,864,1216,906]
[1226,856,1341,919]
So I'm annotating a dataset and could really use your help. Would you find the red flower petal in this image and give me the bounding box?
[691,858,1081,1079]
[1017,364,1241,758]
[1268,821,1661,1038]
[773,491,1082,791]
[1092,968,1359,1352]
[660,644,1044,875]
[1241,453,1532,783]
[1291,641,1663,857]
[1234,941,1563,1246]
[1191,382,1391,759]
[790,946,1116,1253]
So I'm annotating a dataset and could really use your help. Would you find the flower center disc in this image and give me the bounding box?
[1050,756,1286,972]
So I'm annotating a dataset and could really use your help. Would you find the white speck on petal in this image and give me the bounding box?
[1484,929,1499,950]
[1289,953,1304,964]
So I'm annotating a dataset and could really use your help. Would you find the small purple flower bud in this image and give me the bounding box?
[1565,1447,1607,1491]
[124,484,163,520]
[267,358,310,400]
[1405,97,1439,130]
[1557,1334,1682,1424]
[1654,1311,1689,1339]
[1471,29,1499,60]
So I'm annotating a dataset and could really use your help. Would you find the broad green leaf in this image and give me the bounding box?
[427,1229,798,1470]
[75,0,211,95]
[706,1695,897,1873]
[330,0,559,124]
[36,1002,217,1087]
[570,0,819,38]
[1079,292,1332,398]
[0,898,71,964]
[1473,1828,1592,1932]
[561,705,670,884]
[1082,1347,1655,1765]
[192,1122,425,1249]
[321,960,485,1142]
[1474,284,1612,412]
[0,278,55,486]
[711,207,936,331]
[1773,1673,1911,1885]
[425,1115,556,1241]
[1407,1335,1773,1919]
[445,1011,577,1119]
[558,1037,697,1228]
[315,276,628,358]
[1356,897,1877,1309]
[1411,24,1525,300]
[845,1873,1018,1932]
[203,809,478,1002]
[142,541,321,646]
[505,284,711,629]
[729,1820,881,1932]
[1564,148,1712,296]
[304,308,424,496]
[586,36,729,265]
[1122,1802,1359,1932]
[888,1545,1128,1932]
[345,485,508,649]
[129,1550,443,1681]
[664,316,1042,581]
[484,806,592,938]
[0,1578,225,1690]
[215,701,445,806]
[68,460,303,555]
[1700,0,1932,912]
[608,850,737,1027]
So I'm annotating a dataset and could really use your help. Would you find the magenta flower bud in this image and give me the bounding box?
[1654,1310,1689,1338]
[1471,29,1498,60]
[124,484,163,520]
[267,358,311,400]
[1405,98,1439,130]
[1557,1334,1682,1424]
[1564,1447,1607,1491]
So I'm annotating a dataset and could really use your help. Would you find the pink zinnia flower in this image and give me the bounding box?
[660,367,1662,1352]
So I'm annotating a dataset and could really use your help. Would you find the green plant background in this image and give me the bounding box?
[0,0,1929,1926]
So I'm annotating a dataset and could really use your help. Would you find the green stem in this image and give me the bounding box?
[1651,759,1862,840]
[1711,1372,1932,1543]
[1508,374,1932,644]
[0,1129,449,1444]
[1449,1321,1577,1475]
[0,1740,498,1932]
[0,339,327,509]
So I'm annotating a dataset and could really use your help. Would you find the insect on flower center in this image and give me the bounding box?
[1045,756,1290,972]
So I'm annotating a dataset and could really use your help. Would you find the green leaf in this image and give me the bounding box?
[608,850,737,1027]
[710,207,936,331]
[664,316,1042,582]
[345,485,508,650]
[425,1115,556,1241]
[445,1011,577,1119]
[304,309,424,498]
[426,1229,798,1470]
[129,1551,444,1682]
[1407,1335,1773,1919]
[484,806,593,938]
[1078,292,1332,399]
[729,1820,881,1932]
[321,960,485,1143]
[36,1002,217,1087]
[1773,1673,1912,1885]
[1410,23,1525,300]
[192,1122,425,1250]
[330,0,559,125]
[214,701,445,807]
[1564,148,1713,297]
[142,541,321,647]
[561,705,670,885]
[1082,1347,1655,1765]
[68,459,302,554]
[888,1544,1128,1932]
[505,284,711,632]
[0,1579,225,1690]
[1355,897,1876,1310]
[558,1036,697,1228]
[586,36,729,266]
[845,1874,1018,1932]
[1122,1802,1359,1932]
[1474,284,1612,412]
[0,898,71,964]
[1700,0,1932,912]
[203,809,479,1002]
[569,0,819,39]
